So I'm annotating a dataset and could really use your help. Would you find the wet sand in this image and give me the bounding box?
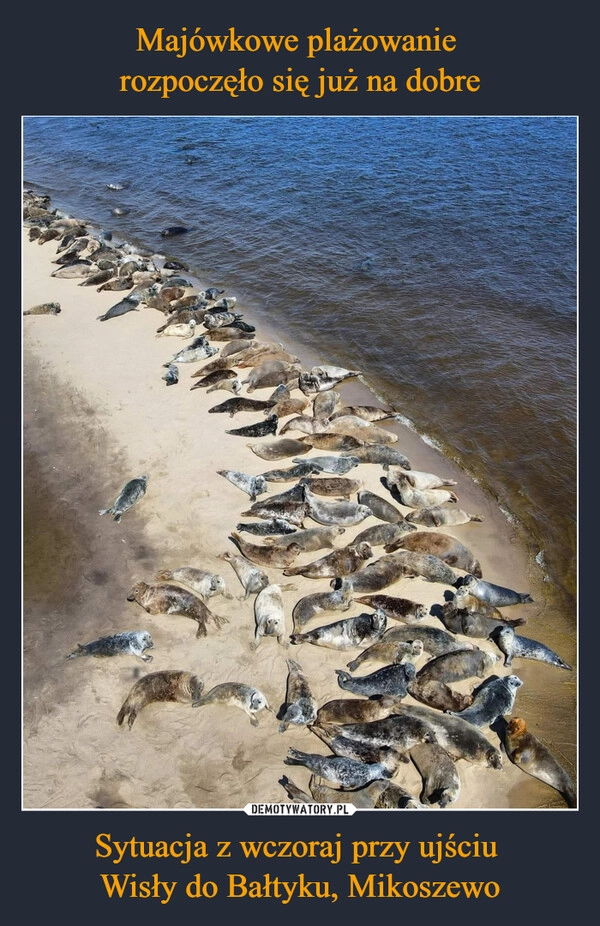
[22,213,577,811]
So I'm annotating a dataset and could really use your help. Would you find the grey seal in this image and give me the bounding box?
[309,729,405,774]
[97,295,141,321]
[410,742,461,808]
[229,532,302,570]
[264,525,346,552]
[283,748,394,790]
[439,601,526,639]
[448,674,523,727]
[291,584,354,631]
[279,776,313,803]
[489,625,572,670]
[353,522,418,548]
[237,518,298,537]
[406,676,474,713]
[416,647,500,683]
[297,433,364,453]
[290,609,387,650]
[98,475,148,522]
[66,630,154,663]
[303,485,372,527]
[502,717,576,807]
[355,593,428,625]
[117,670,204,729]
[342,444,412,469]
[278,659,318,732]
[283,541,373,578]
[346,638,424,672]
[23,302,61,316]
[166,337,218,364]
[161,225,189,237]
[357,489,406,524]
[335,661,417,698]
[315,694,407,725]
[248,438,312,461]
[301,475,363,498]
[388,703,503,768]
[162,363,179,386]
[226,414,279,439]
[313,715,435,762]
[461,574,534,606]
[385,531,483,577]
[219,551,270,599]
[385,467,457,491]
[298,366,361,395]
[217,470,268,501]
[209,397,275,417]
[312,390,342,419]
[154,567,231,601]
[381,623,476,657]
[126,580,228,638]
[293,454,362,475]
[375,549,460,586]
[260,462,323,483]
[392,476,459,508]
[193,682,272,725]
[405,507,484,527]
[253,583,288,648]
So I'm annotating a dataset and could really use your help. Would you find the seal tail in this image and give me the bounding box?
[284,748,309,767]
[98,507,114,517]
[66,644,85,659]
[335,669,352,688]
[289,633,307,645]
[116,705,136,729]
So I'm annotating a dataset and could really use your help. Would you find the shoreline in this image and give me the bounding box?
[22,194,576,810]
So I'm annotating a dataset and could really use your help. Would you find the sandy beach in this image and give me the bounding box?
[22,196,577,811]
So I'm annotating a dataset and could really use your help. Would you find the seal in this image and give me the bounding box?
[260,461,323,483]
[502,717,576,807]
[205,378,242,396]
[23,302,61,316]
[290,609,387,650]
[253,583,288,648]
[161,225,189,237]
[66,630,154,663]
[229,532,302,570]
[369,781,427,810]
[283,748,394,790]
[219,551,270,599]
[355,593,428,625]
[381,623,476,657]
[226,414,279,439]
[300,475,363,498]
[331,405,398,423]
[460,574,534,606]
[241,496,309,529]
[242,360,301,392]
[415,647,500,684]
[248,438,312,461]
[237,518,298,537]
[357,489,406,524]
[341,444,412,470]
[210,397,275,417]
[298,366,361,395]
[346,638,424,672]
[489,625,572,670]
[126,580,228,638]
[315,694,407,725]
[439,601,526,639]
[217,469,268,501]
[388,702,503,768]
[309,729,405,774]
[155,318,197,338]
[353,522,417,547]
[410,742,461,808]
[326,416,399,446]
[335,661,417,698]
[303,485,372,527]
[154,567,231,601]
[283,541,373,578]
[297,433,364,453]
[190,368,238,390]
[278,659,318,732]
[333,555,411,594]
[313,715,435,763]
[99,475,148,522]
[97,294,144,321]
[375,549,460,586]
[236,344,299,367]
[292,454,361,475]
[279,776,313,803]
[312,390,342,419]
[291,584,354,631]
[391,476,459,509]
[448,674,523,727]
[406,676,474,713]
[166,336,219,365]
[385,467,457,491]
[264,525,346,552]
[116,670,204,729]
[267,397,311,420]
[385,531,483,577]
[193,682,272,725]
[162,363,179,386]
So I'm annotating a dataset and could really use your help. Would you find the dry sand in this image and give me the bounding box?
[22,215,577,811]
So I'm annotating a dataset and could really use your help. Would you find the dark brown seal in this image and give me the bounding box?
[116,670,204,729]
[126,581,228,638]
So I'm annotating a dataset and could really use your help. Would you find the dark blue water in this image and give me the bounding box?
[22,114,577,626]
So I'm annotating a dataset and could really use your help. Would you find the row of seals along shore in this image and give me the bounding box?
[24,190,574,809]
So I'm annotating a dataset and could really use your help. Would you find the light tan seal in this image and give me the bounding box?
[126,581,228,638]
[219,551,270,599]
[253,583,289,648]
[229,532,302,570]
[406,506,484,527]
[116,670,204,729]
[154,567,231,601]
[193,682,273,726]
[502,717,576,807]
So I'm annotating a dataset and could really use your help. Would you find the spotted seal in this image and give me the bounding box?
[193,682,272,726]
[226,414,279,439]
[448,674,523,727]
[410,742,461,808]
[229,532,302,569]
[355,593,428,625]
[217,469,268,501]
[502,717,576,807]
[278,659,318,732]
[283,541,373,578]
[253,583,288,648]
[210,397,275,417]
[219,551,270,599]
[357,489,406,524]
[154,567,231,601]
[126,580,228,637]
[23,302,61,316]
[116,670,204,729]
[489,625,572,670]
[335,661,417,698]
[237,518,298,537]
[346,638,423,672]
[461,574,534,607]
[291,584,354,631]
[290,609,387,650]
[385,531,483,577]
[283,748,394,790]
[415,647,500,684]
[66,630,154,663]
[99,475,148,522]
[309,729,405,774]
